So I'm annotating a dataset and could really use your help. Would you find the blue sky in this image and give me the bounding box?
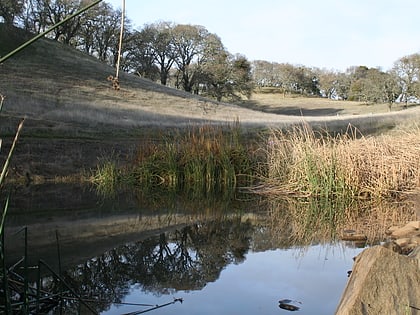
[106,0,420,71]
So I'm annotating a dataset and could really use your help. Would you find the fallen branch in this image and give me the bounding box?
[121,298,183,315]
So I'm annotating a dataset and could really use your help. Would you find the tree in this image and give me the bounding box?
[74,1,112,55]
[380,71,401,109]
[29,0,85,43]
[172,24,208,92]
[82,3,120,64]
[108,12,132,68]
[392,53,420,106]
[275,63,297,96]
[251,60,276,87]
[0,0,24,26]
[334,72,351,100]
[130,21,176,85]
[150,22,176,85]
[272,63,319,96]
[124,28,159,80]
[191,32,229,99]
[230,54,253,99]
[316,68,340,99]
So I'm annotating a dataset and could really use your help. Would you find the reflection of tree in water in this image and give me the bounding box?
[58,217,254,312]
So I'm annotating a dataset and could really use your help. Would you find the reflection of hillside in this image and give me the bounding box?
[53,218,253,313]
[3,183,261,270]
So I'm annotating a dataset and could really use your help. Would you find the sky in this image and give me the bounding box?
[105,0,420,72]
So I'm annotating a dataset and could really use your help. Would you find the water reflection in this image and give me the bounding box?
[2,183,416,314]
[44,219,362,315]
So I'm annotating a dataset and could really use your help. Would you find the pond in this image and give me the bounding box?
[97,238,362,315]
[3,183,369,314]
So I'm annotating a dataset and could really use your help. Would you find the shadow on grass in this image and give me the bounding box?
[236,100,344,116]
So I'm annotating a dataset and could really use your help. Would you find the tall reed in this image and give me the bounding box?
[263,123,420,201]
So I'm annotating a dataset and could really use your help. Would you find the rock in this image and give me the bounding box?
[394,237,411,248]
[389,221,420,239]
[340,230,367,242]
[335,245,420,315]
[382,241,403,254]
[386,221,420,255]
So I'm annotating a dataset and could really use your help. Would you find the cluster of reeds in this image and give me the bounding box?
[256,123,420,242]
[92,123,260,195]
[1,93,28,313]
[134,123,258,191]
[263,123,420,201]
[90,156,123,197]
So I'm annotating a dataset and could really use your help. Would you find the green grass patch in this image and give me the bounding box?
[92,123,260,195]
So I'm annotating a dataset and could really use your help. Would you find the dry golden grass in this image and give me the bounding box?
[262,124,420,200]
[2,25,420,139]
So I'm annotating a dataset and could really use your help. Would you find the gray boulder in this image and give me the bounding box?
[335,245,420,315]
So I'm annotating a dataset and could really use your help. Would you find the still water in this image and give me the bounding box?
[99,241,362,315]
[3,184,364,314]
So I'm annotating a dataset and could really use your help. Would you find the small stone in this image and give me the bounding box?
[394,238,410,248]
[406,221,420,229]
[382,241,402,254]
[391,224,418,239]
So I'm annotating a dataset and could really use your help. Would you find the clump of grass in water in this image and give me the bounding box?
[260,123,420,236]
[264,124,356,202]
[93,123,257,194]
[91,157,123,197]
[264,123,420,201]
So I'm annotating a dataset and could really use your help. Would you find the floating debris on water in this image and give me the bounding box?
[278,299,301,311]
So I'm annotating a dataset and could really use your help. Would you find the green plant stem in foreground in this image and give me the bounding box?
[0,119,24,185]
[0,0,103,64]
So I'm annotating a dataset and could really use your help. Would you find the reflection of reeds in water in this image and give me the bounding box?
[259,123,420,245]
[266,197,416,246]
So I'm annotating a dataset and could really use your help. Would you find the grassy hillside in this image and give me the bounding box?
[2,23,420,138]
[1,24,420,181]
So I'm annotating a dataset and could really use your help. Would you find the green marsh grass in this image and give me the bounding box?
[92,123,259,195]
[134,123,256,192]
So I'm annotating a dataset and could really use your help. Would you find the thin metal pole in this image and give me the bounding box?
[115,0,126,80]
[0,0,103,64]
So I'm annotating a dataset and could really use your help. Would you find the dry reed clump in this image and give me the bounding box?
[264,124,420,201]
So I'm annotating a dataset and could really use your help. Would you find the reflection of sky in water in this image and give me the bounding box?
[102,243,363,315]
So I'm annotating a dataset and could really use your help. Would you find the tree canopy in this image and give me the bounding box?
[1,0,419,104]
